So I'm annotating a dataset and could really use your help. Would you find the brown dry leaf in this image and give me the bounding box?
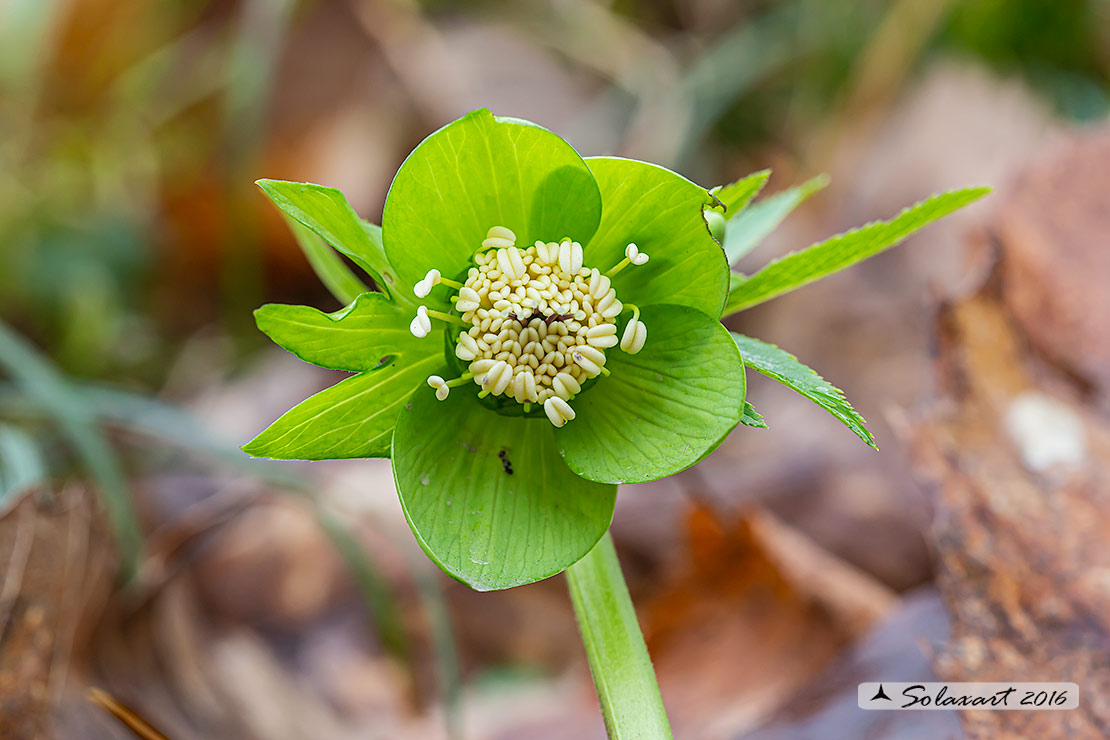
[0,487,116,740]
[909,129,1110,739]
[642,504,896,740]
[741,589,962,740]
[995,131,1110,394]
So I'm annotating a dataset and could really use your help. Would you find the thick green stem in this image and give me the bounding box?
[565,532,674,739]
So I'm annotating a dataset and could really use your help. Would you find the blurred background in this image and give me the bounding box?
[2,0,1109,738]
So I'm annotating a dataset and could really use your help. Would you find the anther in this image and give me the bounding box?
[414,269,440,298]
[625,243,649,265]
[426,375,450,401]
[557,240,584,274]
[606,242,650,277]
[543,397,576,428]
[456,332,480,360]
[620,319,647,354]
[482,225,516,250]
[572,349,603,377]
[586,323,618,348]
[455,286,481,313]
[414,268,463,297]
[409,306,432,337]
[552,371,581,399]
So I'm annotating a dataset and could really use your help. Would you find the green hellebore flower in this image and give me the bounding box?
[244,109,746,591]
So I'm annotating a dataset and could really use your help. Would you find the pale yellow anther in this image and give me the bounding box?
[495,248,524,281]
[456,332,480,360]
[469,359,496,380]
[558,240,584,274]
[535,241,558,264]
[552,371,581,400]
[487,226,516,242]
[414,269,441,298]
[543,396,576,428]
[625,243,649,265]
[448,227,643,411]
[573,350,602,377]
[595,289,618,315]
[482,226,517,250]
[427,375,450,401]
[492,363,514,395]
[409,306,432,338]
[456,286,481,312]
[620,319,647,354]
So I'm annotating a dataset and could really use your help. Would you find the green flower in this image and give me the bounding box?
[244,109,746,590]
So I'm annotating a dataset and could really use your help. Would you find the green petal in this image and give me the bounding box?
[382,109,603,304]
[558,304,745,484]
[392,389,616,591]
[583,157,729,318]
[243,351,445,460]
[255,292,435,373]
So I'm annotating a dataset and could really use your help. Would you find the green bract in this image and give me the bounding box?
[246,109,745,591]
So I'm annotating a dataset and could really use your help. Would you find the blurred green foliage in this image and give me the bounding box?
[0,0,1106,386]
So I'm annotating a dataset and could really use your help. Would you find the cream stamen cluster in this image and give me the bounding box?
[410,226,650,426]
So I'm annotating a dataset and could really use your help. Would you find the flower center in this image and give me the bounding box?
[411,227,649,427]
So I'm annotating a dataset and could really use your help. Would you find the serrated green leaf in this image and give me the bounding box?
[724,187,989,316]
[732,333,873,448]
[558,305,746,484]
[255,292,434,373]
[256,179,407,303]
[284,215,369,306]
[392,388,616,591]
[383,109,602,313]
[0,423,46,510]
[711,169,771,213]
[583,157,729,318]
[723,174,828,265]
[740,402,767,429]
[243,350,444,460]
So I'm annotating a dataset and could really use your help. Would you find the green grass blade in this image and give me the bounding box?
[315,507,409,660]
[733,332,874,448]
[0,322,142,580]
[723,174,829,265]
[566,533,674,740]
[0,423,47,509]
[724,187,989,315]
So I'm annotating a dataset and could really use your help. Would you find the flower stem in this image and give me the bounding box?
[565,532,674,740]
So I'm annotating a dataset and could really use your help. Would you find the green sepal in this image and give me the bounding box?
[382,109,603,310]
[558,304,746,484]
[583,157,730,318]
[391,388,616,591]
